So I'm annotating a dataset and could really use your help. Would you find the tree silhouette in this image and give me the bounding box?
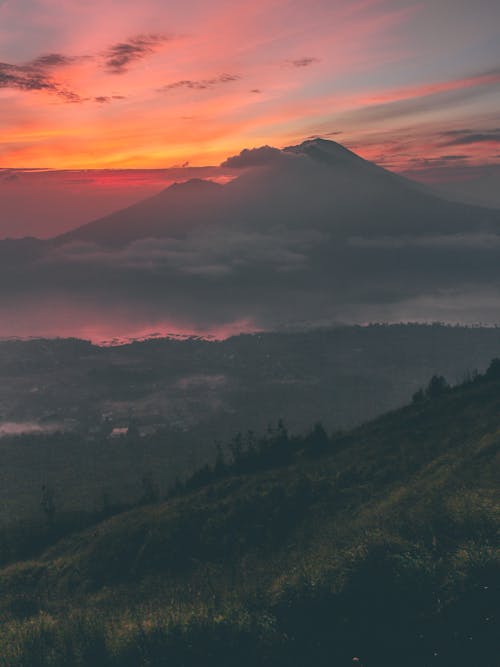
[40,484,56,527]
[140,472,159,504]
[425,375,449,399]
[485,358,500,380]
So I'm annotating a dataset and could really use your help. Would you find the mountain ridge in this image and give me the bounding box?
[2,138,500,338]
[50,138,500,247]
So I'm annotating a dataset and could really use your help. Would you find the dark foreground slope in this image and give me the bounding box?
[0,369,499,666]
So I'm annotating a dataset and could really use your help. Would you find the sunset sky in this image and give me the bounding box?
[1,0,500,236]
[1,0,499,167]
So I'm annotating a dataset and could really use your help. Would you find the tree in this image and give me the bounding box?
[127,416,140,439]
[485,358,500,381]
[425,375,449,399]
[41,484,56,527]
[412,388,425,404]
[229,432,244,465]
[140,472,159,504]
[214,443,227,477]
[306,422,330,456]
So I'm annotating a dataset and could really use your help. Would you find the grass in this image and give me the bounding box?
[0,371,499,665]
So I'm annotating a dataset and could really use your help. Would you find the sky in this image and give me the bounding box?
[1,3,500,397]
[1,0,499,167]
[0,0,499,237]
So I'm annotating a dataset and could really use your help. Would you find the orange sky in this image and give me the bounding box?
[1,0,499,171]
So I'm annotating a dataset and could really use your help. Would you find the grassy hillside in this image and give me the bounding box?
[0,369,499,666]
[3,324,500,525]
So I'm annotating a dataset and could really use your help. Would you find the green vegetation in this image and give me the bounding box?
[4,324,500,526]
[0,363,499,665]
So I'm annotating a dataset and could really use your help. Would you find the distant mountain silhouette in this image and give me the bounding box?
[57,178,225,246]
[2,138,500,339]
[54,138,500,247]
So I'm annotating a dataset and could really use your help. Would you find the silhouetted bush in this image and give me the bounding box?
[485,357,500,381]
[425,375,449,399]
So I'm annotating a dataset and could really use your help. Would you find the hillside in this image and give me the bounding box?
[3,324,500,524]
[0,366,498,666]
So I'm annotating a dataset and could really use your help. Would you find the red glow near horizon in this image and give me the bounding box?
[2,318,262,346]
[84,318,262,346]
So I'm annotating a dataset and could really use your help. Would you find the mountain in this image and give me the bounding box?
[0,363,498,666]
[57,178,225,246]
[2,138,500,338]
[55,138,500,246]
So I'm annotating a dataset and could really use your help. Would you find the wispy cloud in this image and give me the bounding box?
[338,69,500,127]
[441,130,500,147]
[0,59,83,102]
[0,45,136,103]
[358,69,500,108]
[29,53,76,68]
[0,61,55,92]
[285,57,319,68]
[94,95,127,104]
[159,73,240,92]
[104,34,171,74]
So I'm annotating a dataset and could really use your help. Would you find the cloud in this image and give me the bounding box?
[0,56,83,102]
[402,155,470,171]
[46,225,322,277]
[159,73,240,92]
[220,145,287,168]
[93,95,127,103]
[286,57,319,68]
[57,89,83,103]
[437,155,468,161]
[359,70,500,107]
[0,61,55,92]
[104,34,170,74]
[5,220,500,336]
[0,47,132,104]
[347,233,500,250]
[343,69,500,125]
[28,53,76,69]
[442,132,500,147]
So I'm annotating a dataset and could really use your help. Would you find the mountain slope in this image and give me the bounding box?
[57,178,225,246]
[0,367,498,666]
[3,138,500,338]
[55,139,500,246]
